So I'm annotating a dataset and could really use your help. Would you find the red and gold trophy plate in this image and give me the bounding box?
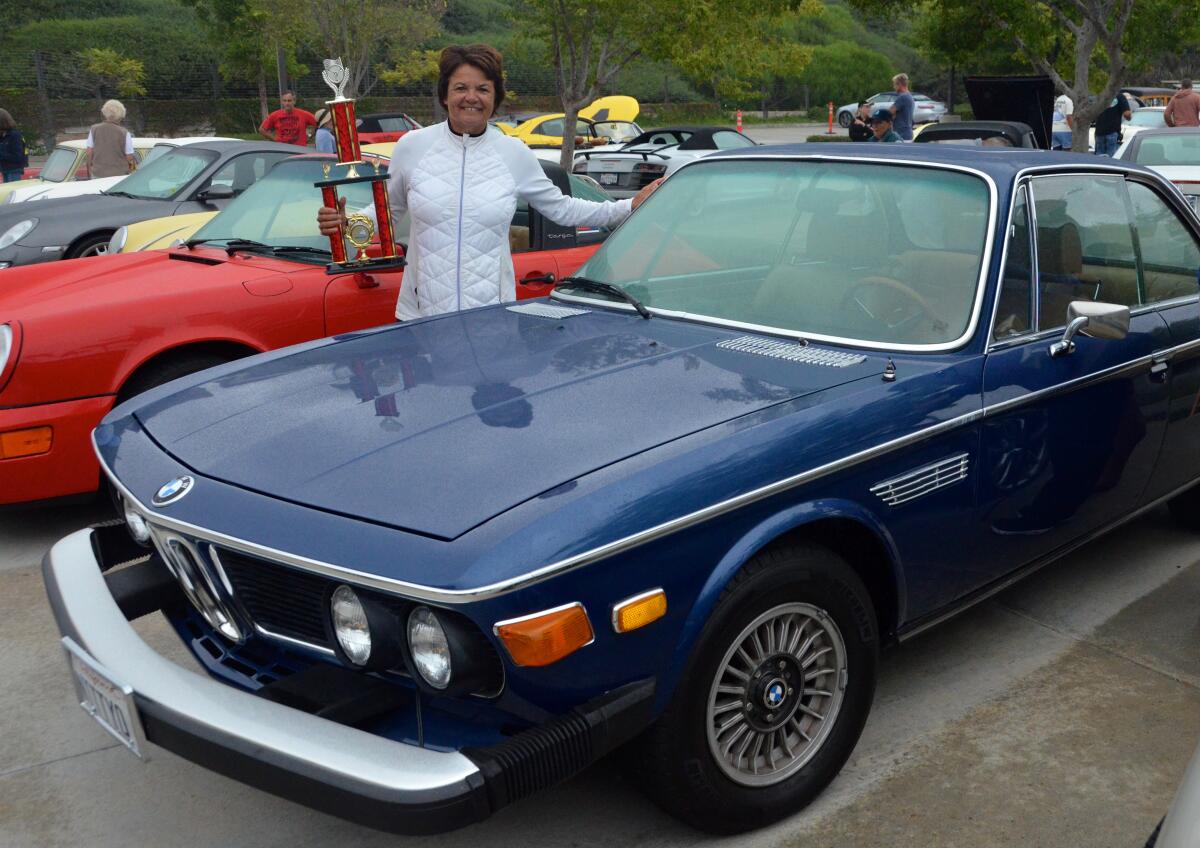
[315,57,405,275]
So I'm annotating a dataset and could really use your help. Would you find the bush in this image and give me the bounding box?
[796,41,895,107]
[805,134,846,142]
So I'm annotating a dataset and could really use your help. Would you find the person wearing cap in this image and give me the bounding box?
[314,108,335,153]
[868,108,902,143]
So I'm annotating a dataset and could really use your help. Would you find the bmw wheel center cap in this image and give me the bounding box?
[153,475,194,506]
[763,679,786,709]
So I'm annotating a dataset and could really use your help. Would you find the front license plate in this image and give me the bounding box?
[599,172,619,185]
[62,637,148,760]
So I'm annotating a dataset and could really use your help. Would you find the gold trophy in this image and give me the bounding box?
[315,58,405,274]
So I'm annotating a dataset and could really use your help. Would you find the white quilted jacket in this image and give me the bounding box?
[370,122,634,320]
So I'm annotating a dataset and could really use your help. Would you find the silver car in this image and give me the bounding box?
[836,92,948,128]
[571,125,757,198]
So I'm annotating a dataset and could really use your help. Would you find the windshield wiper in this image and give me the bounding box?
[271,245,332,256]
[103,190,139,199]
[214,238,276,256]
[556,276,651,319]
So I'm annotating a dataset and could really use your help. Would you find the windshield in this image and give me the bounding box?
[563,159,991,347]
[141,143,176,165]
[593,121,642,143]
[190,158,384,251]
[115,147,217,199]
[41,147,79,182]
[1133,133,1200,166]
[1129,110,1166,127]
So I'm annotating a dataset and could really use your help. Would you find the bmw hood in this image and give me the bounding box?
[131,305,881,539]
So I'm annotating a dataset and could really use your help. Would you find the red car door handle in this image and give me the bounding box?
[521,272,556,285]
[354,272,379,289]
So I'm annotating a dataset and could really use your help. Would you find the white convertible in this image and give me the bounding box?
[4,137,235,204]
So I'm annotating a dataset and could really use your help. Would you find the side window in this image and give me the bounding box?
[1031,175,1140,330]
[994,186,1034,339]
[1128,182,1200,304]
[510,200,531,253]
[539,118,564,137]
[207,153,287,195]
[713,131,754,149]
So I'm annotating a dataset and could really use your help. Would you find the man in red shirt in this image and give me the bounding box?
[259,91,318,146]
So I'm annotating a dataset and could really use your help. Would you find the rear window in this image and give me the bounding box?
[1132,134,1200,166]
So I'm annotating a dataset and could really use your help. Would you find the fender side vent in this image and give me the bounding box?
[717,335,866,367]
[871,452,970,506]
[506,303,591,319]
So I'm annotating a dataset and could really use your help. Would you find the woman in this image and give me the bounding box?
[848,101,874,142]
[317,44,660,321]
[313,108,335,153]
[86,99,138,179]
[0,110,28,182]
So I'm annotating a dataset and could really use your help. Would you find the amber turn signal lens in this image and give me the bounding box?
[612,589,667,633]
[0,426,52,459]
[494,603,593,667]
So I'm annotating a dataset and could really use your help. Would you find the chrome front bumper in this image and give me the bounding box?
[43,528,657,833]
[42,528,490,833]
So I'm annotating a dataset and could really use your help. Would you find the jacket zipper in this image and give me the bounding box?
[456,130,467,312]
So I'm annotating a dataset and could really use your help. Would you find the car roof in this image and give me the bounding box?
[179,140,299,154]
[703,142,1159,180]
[1123,127,1200,138]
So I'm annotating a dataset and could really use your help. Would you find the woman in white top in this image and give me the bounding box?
[317,44,660,321]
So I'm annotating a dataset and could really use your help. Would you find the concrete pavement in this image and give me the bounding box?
[1,503,1197,846]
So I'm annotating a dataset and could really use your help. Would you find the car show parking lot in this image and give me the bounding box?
[3,501,1197,846]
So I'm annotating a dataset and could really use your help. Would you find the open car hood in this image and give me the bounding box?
[581,96,640,122]
[133,306,879,540]
[964,75,1055,149]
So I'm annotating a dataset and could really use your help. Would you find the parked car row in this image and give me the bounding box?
[15,127,1200,839]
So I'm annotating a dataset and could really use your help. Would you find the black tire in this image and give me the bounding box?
[118,352,232,404]
[1167,483,1200,531]
[67,232,113,259]
[637,543,878,834]
[837,111,853,129]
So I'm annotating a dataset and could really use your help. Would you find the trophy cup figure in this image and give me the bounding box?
[315,58,406,274]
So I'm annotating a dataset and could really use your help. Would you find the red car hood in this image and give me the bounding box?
[1,248,292,311]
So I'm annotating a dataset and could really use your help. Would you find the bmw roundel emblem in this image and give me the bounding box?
[152,475,194,506]
[764,680,786,709]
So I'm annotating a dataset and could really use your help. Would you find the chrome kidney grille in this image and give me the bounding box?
[148,529,246,643]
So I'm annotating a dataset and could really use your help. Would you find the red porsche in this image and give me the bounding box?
[0,154,615,506]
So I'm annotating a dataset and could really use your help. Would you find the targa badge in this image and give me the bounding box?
[152,476,194,506]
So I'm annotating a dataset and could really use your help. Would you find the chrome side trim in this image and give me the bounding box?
[95,339,1173,605]
[870,453,969,507]
[254,623,337,657]
[553,153,999,354]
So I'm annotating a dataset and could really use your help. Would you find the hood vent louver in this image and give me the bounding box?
[169,251,224,266]
[717,335,866,368]
[507,303,592,319]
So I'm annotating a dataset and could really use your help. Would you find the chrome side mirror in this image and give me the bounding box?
[1049,301,1130,357]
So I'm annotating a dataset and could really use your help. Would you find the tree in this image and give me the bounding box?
[299,0,447,98]
[796,41,894,107]
[514,0,821,170]
[78,48,146,100]
[860,0,1200,152]
[379,48,443,119]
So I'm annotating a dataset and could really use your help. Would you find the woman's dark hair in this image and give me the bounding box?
[438,44,506,115]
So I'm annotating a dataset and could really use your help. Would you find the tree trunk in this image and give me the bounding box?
[559,100,582,172]
[258,69,269,122]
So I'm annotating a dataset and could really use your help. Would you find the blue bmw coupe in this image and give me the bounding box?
[44,144,1200,834]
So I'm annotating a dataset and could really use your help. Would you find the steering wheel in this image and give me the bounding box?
[839,276,943,333]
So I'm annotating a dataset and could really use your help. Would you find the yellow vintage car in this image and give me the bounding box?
[506,96,642,149]
[116,144,394,252]
[0,137,160,204]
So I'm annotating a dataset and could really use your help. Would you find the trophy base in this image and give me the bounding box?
[315,172,385,189]
[326,255,408,276]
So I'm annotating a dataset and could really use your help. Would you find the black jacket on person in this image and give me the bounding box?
[849,120,873,142]
[0,129,28,171]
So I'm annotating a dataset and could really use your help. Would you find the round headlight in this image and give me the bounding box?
[330,585,372,665]
[121,497,152,545]
[0,218,37,250]
[408,606,452,689]
[108,226,128,254]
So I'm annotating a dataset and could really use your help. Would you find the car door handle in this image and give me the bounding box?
[521,273,555,285]
[1150,357,1170,382]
